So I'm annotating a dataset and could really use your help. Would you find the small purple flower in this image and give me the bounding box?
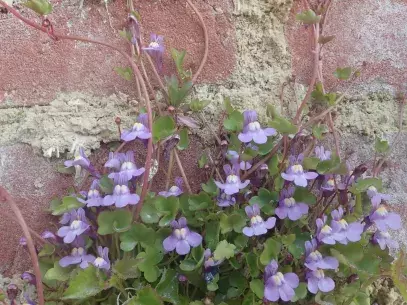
[306,269,335,294]
[226,150,239,163]
[163,217,202,255]
[276,186,309,221]
[93,246,110,270]
[373,231,399,250]
[321,176,336,192]
[103,176,140,208]
[159,177,183,197]
[80,179,104,207]
[64,147,91,169]
[304,239,338,271]
[41,230,57,244]
[143,33,165,72]
[331,207,364,244]
[316,216,337,245]
[57,208,89,244]
[215,164,250,195]
[121,113,152,142]
[238,110,276,144]
[315,146,331,161]
[204,249,223,269]
[367,186,391,205]
[216,192,236,207]
[21,272,36,286]
[281,154,318,187]
[178,274,188,282]
[59,247,96,269]
[19,237,27,246]
[242,204,276,237]
[369,202,401,232]
[240,161,252,170]
[106,151,145,182]
[264,260,299,302]
[60,211,74,225]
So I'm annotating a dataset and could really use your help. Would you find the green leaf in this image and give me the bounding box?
[177,129,189,150]
[223,96,234,114]
[219,213,246,234]
[180,259,197,271]
[171,49,192,80]
[127,287,163,305]
[257,137,276,155]
[316,154,348,175]
[99,175,114,194]
[119,28,132,41]
[293,187,316,205]
[153,116,177,143]
[268,154,279,175]
[352,292,370,305]
[51,196,84,216]
[97,210,132,235]
[198,153,208,168]
[350,177,382,194]
[166,75,193,107]
[288,231,311,259]
[201,178,218,195]
[391,250,407,301]
[214,240,236,261]
[260,238,281,265]
[234,235,249,250]
[114,66,133,81]
[57,164,76,175]
[38,244,55,257]
[330,243,364,268]
[120,223,156,251]
[224,110,244,132]
[205,221,220,250]
[189,99,210,112]
[44,261,72,282]
[154,196,180,226]
[48,198,62,212]
[62,266,105,300]
[334,67,352,80]
[156,269,179,304]
[292,282,308,301]
[269,117,297,135]
[23,0,52,15]
[296,9,321,24]
[245,253,259,277]
[249,279,264,299]
[312,124,329,140]
[113,258,140,279]
[281,234,296,246]
[249,188,278,208]
[375,136,390,153]
[140,202,160,224]
[303,157,320,170]
[188,192,212,211]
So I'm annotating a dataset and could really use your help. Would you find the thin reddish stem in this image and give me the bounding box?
[0,187,45,305]
[186,0,208,83]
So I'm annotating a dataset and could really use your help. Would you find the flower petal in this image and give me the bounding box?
[238,132,253,143]
[252,131,267,144]
[163,235,177,252]
[307,276,319,294]
[176,240,191,255]
[242,226,254,237]
[279,283,295,302]
[294,175,308,187]
[281,172,295,182]
[284,273,299,288]
[265,217,276,229]
[318,277,335,292]
[275,207,288,219]
[387,213,402,230]
[186,232,202,247]
[264,285,280,302]
[59,255,81,267]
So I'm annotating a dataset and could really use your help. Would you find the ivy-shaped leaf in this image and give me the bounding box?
[24,0,52,15]
[62,266,105,300]
[97,210,132,235]
[152,116,177,143]
[114,67,133,81]
[296,9,321,24]
[260,238,281,265]
[334,67,352,80]
[177,128,189,150]
[44,261,72,282]
[113,258,140,279]
[214,240,236,261]
[224,110,244,132]
[156,269,179,304]
[51,196,84,216]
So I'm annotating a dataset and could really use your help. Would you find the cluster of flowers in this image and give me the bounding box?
[31,109,402,304]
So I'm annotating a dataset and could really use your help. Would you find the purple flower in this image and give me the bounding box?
[238,110,276,144]
[321,176,336,192]
[41,231,57,244]
[216,192,236,207]
[59,247,96,269]
[93,246,110,270]
[103,176,140,208]
[215,164,250,195]
[163,217,202,255]
[369,202,401,232]
[306,269,335,294]
[275,186,309,221]
[121,113,152,142]
[367,186,391,205]
[281,154,318,187]
[106,151,145,182]
[19,237,27,246]
[21,272,36,286]
[331,207,364,244]
[80,179,104,207]
[264,260,299,302]
[178,274,188,282]
[204,249,223,269]
[143,33,165,72]
[242,204,276,237]
[226,150,239,163]
[159,177,183,197]
[240,161,252,170]
[316,216,337,245]
[64,147,91,169]
[315,146,331,161]
[57,208,89,244]
[373,231,399,250]
[304,239,338,271]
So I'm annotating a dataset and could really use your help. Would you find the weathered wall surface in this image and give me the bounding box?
[1,0,407,275]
